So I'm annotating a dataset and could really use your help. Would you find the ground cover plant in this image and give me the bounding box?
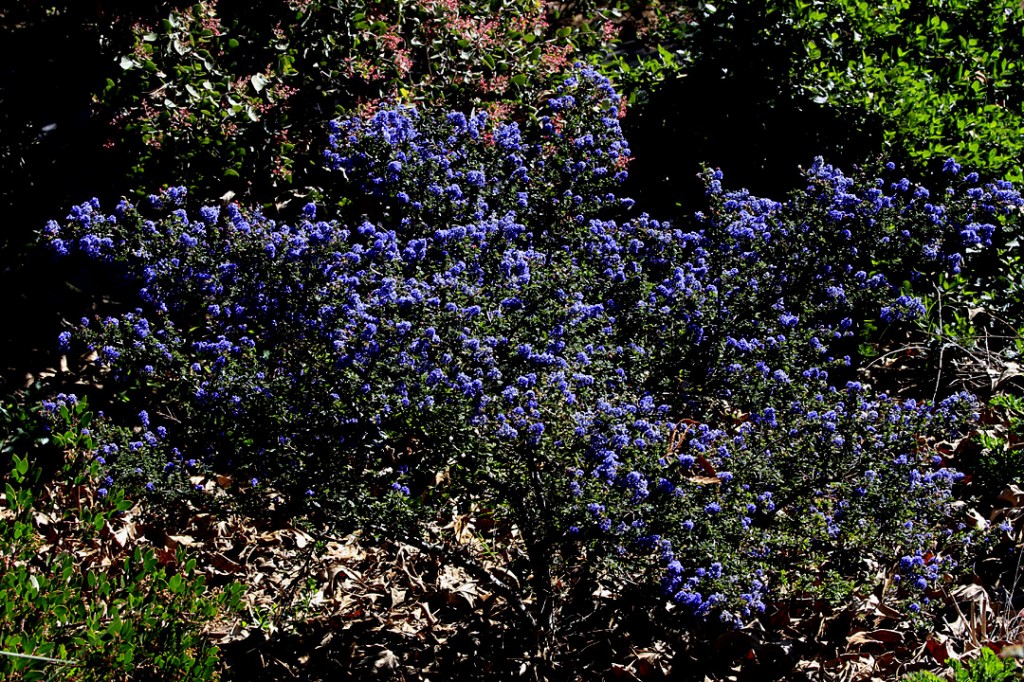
[0,398,243,681]
[32,63,1024,677]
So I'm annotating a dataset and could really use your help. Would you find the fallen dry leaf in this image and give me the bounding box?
[847,629,904,646]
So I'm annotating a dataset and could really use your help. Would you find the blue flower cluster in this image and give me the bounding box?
[43,66,1019,623]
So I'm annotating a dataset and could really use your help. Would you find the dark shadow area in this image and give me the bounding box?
[0,4,169,390]
[621,1,885,220]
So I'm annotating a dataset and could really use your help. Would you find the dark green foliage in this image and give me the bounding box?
[780,0,1024,182]
[97,0,636,205]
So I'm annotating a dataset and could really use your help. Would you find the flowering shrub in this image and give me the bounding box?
[43,67,1023,635]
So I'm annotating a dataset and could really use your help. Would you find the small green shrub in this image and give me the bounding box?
[904,647,1022,681]
[0,394,49,462]
[0,398,243,681]
[971,392,1024,498]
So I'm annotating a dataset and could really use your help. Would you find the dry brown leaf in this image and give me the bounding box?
[108,522,132,548]
[452,513,473,542]
[490,566,520,590]
[446,586,475,609]
[943,586,992,646]
[210,552,244,574]
[695,454,718,477]
[925,637,951,664]
[968,508,990,529]
[610,663,642,680]
[848,629,903,646]
[399,562,427,592]
[164,533,196,548]
[951,584,992,606]
[864,595,903,620]
[324,539,363,561]
[1000,644,1024,659]
[291,529,312,549]
[999,485,1024,508]
[631,647,669,677]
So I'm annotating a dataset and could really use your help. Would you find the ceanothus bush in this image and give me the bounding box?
[42,66,1021,629]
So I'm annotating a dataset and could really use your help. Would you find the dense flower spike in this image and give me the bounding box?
[43,68,1019,623]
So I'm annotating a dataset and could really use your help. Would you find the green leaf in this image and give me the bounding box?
[5,482,18,511]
